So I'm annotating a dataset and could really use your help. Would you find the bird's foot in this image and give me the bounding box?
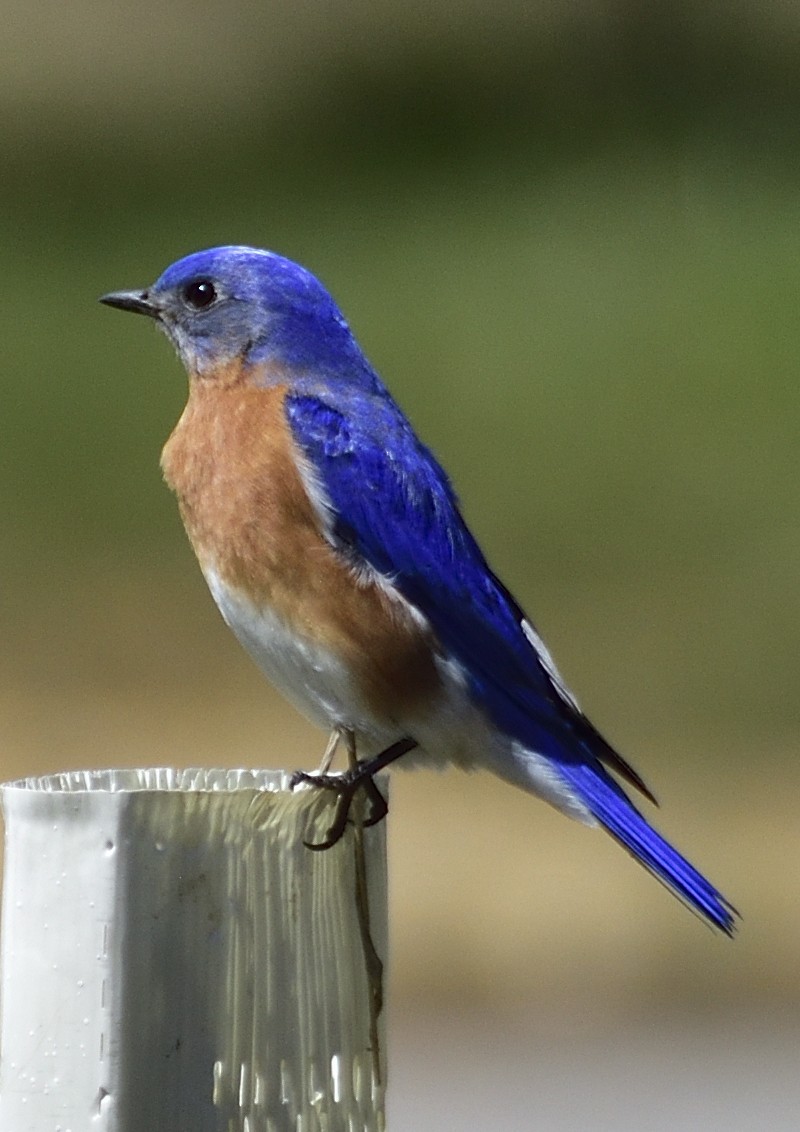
[289,767,387,850]
[290,736,418,851]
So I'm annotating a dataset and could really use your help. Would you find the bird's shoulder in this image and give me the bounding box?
[284,382,462,544]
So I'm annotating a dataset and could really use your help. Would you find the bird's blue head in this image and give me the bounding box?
[101,246,380,387]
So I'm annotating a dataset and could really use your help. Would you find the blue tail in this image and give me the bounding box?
[558,762,737,935]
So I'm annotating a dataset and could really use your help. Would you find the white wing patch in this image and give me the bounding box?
[291,443,338,538]
[521,619,581,712]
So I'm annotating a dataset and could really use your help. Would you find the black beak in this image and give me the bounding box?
[99,289,160,319]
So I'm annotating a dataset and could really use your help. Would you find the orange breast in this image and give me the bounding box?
[161,376,442,723]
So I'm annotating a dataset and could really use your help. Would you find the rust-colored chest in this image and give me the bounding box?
[160,378,442,722]
[161,381,319,599]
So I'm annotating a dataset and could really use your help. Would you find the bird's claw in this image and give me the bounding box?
[289,768,388,850]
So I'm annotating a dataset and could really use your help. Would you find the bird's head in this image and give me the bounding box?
[100,245,376,386]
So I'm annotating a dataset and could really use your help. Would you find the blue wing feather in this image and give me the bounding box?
[285,387,736,934]
[287,388,575,735]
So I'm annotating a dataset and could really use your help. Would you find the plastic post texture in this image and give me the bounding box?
[0,767,388,1132]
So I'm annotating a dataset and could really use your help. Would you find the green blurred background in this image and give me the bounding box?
[2,3,799,1126]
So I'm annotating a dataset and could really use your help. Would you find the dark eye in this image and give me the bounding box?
[183,279,217,309]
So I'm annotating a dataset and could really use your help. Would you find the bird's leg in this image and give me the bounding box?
[317,727,343,774]
[340,728,390,832]
[290,735,418,851]
[343,727,357,771]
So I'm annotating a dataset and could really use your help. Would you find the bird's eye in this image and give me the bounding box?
[183,279,218,309]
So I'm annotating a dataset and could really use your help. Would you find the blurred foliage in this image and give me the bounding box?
[0,0,798,1007]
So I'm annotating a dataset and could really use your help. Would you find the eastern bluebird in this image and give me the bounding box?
[101,246,736,934]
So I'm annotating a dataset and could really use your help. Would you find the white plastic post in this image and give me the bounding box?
[0,767,388,1132]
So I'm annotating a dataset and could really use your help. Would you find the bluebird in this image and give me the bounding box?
[101,246,736,934]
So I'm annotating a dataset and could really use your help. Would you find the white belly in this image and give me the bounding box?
[203,566,593,822]
[205,566,391,739]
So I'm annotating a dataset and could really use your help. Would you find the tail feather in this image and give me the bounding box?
[557,762,737,936]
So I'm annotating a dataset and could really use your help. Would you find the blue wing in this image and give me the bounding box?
[285,386,736,934]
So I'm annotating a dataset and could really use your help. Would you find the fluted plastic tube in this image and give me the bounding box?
[0,767,387,1132]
